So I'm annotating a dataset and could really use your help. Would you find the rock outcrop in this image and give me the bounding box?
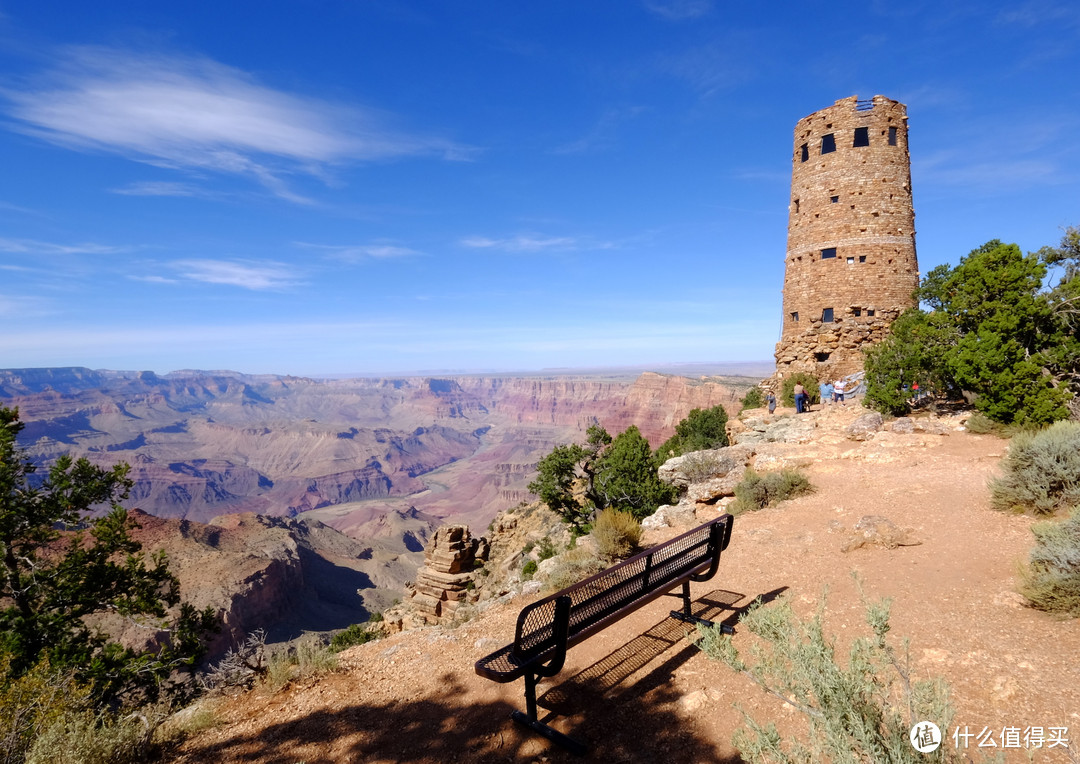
[398,525,488,627]
[115,510,419,662]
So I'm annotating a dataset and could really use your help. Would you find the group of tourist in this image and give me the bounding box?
[790,378,851,414]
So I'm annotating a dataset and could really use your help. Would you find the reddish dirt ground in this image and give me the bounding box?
[172,406,1080,763]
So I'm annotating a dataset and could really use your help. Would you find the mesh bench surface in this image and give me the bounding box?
[475,515,732,683]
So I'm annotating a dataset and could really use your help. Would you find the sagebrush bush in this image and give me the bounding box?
[591,508,642,560]
[294,637,337,677]
[678,450,729,483]
[1019,509,1080,617]
[698,591,962,763]
[963,412,1014,436]
[261,637,337,692]
[0,655,92,763]
[730,468,813,514]
[545,546,604,592]
[989,420,1080,515]
[26,710,150,764]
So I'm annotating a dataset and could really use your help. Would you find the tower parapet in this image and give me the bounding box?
[775,95,919,380]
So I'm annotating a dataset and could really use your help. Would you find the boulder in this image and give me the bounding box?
[658,444,755,488]
[846,412,884,441]
[686,470,746,503]
[642,501,697,530]
[887,417,915,434]
[841,515,921,552]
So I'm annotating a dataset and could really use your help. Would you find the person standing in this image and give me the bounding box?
[834,378,846,405]
[793,382,806,413]
[767,392,777,415]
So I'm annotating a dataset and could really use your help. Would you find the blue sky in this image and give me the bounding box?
[1,1,1077,376]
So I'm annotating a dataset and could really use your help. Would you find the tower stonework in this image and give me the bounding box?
[774,95,919,381]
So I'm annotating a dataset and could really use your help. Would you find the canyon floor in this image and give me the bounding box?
[171,404,1080,763]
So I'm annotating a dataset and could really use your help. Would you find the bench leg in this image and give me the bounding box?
[669,581,734,634]
[510,671,587,756]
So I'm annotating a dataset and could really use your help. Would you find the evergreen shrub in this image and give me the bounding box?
[740,387,765,412]
[989,421,1080,515]
[780,373,819,408]
[330,623,380,653]
[655,405,729,461]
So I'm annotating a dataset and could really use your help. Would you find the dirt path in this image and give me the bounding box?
[173,410,1080,763]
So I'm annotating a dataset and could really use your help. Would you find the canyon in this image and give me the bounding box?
[1,365,764,652]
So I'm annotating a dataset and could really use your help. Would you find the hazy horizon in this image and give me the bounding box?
[0,359,777,381]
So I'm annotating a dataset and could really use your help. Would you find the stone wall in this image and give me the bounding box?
[774,95,919,381]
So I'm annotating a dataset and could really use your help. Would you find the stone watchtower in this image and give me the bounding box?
[774,95,919,381]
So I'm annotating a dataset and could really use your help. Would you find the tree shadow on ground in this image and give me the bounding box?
[172,675,736,763]
[174,588,788,764]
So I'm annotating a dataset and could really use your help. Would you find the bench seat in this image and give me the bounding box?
[475,514,734,753]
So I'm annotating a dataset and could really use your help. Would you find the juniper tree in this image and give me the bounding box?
[865,232,1080,425]
[0,406,216,708]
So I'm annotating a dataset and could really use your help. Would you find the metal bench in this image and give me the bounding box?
[474,513,734,754]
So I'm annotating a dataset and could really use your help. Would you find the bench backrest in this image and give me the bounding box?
[512,514,733,663]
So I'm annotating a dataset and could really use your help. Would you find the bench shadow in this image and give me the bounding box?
[531,586,788,757]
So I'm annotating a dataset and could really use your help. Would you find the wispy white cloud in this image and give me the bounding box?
[3,46,471,202]
[461,234,613,253]
[0,293,52,318]
[128,274,180,284]
[550,107,645,156]
[111,181,205,197]
[995,0,1080,29]
[0,237,125,255]
[170,259,302,290]
[653,39,755,97]
[296,241,421,262]
[0,200,41,215]
[642,0,713,21]
[922,158,1060,188]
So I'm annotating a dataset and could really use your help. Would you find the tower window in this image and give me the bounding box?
[846,257,855,264]
[852,308,862,317]
[859,255,867,263]
[853,126,870,147]
[821,247,836,259]
[800,143,809,162]
[888,126,898,146]
[821,133,836,154]
[830,195,839,203]
[822,308,834,323]
[867,309,876,316]
[791,311,799,322]
[793,198,800,213]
